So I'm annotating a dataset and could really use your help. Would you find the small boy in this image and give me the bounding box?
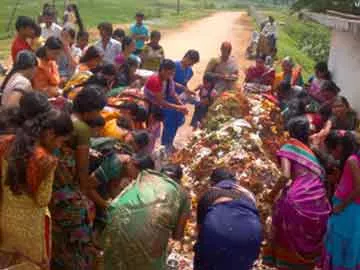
[76,31,89,54]
[11,16,37,62]
[146,106,164,154]
[130,12,149,55]
[113,28,126,43]
[141,30,164,71]
[191,73,217,130]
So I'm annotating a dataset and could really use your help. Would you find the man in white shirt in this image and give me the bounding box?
[261,16,277,51]
[41,8,62,39]
[95,22,122,65]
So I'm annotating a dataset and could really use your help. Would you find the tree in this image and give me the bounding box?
[292,0,360,14]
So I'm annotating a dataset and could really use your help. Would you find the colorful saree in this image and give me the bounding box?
[245,65,275,86]
[102,170,190,270]
[0,135,57,269]
[273,67,304,90]
[322,154,360,270]
[50,119,96,270]
[263,138,331,269]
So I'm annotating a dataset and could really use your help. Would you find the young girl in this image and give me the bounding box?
[191,73,217,130]
[322,134,360,270]
[32,36,63,97]
[141,30,165,71]
[146,106,164,154]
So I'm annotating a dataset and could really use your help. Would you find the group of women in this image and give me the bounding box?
[244,54,360,270]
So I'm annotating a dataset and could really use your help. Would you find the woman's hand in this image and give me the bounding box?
[333,204,345,214]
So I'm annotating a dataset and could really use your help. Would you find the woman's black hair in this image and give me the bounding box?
[62,26,76,40]
[133,154,154,171]
[122,36,134,52]
[15,16,37,32]
[134,105,148,122]
[132,130,150,150]
[80,46,101,63]
[113,28,125,40]
[284,98,306,124]
[149,106,164,121]
[36,36,63,59]
[102,64,117,76]
[86,116,105,128]
[334,96,350,109]
[315,61,332,80]
[321,80,340,95]
[116,117,132,130]
[118,102,139,115]
[77,30,89,41]
[325,131,358,169]
[33,23,42,37]
[287,116,310,143]
[119,58,138,85]
[67,4,85,33]
[6,92,73,194]
[73,84,107,113]
[161,164,183,184]
[98,22,113,35]
[257,54,267,62]
[184,49,200,63]
[150,30,161,40]
[210,168,236,185]
[1,50,38,91]
[159,59,176,71]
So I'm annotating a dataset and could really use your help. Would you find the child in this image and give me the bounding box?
[191,73,217,130]
[11,16,37,62]
[146,106,164,154]
[141,30,165,71]
[76,31,89,54]
[30,23,45,51]
[130,12,149,55]
[113,28,126,43]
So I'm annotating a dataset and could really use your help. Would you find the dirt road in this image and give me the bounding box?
[159,11,254,148]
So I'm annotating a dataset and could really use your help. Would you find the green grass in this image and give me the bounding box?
[0,0,213,61]
[261,9,331,80]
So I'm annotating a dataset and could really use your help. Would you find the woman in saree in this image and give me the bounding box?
[87,153,154,232]
[194,168,262,270]
[321,133,360,270]
[0,92,73,270]
[63,46,102,99]
[306,62,332,104]
[102,165,191,270]
[245,54,275,86]
[50,84,107,270]
[263,116,331,269]
[273,56,304,91]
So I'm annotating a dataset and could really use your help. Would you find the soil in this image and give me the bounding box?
[159,11,254,149]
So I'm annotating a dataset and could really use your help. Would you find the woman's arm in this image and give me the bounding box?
[76,145,91,192]
[334,157,360,213]
[267,157,291,201]
[173,192,191,240]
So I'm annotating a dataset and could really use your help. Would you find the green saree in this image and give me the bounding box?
[102,170,190,270]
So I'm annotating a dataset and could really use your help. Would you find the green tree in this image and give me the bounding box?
[292,0,360,14]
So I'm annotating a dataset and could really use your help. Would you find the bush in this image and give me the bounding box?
[282,17,330,63]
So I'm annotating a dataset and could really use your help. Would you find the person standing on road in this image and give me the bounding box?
[130,12,149,55]
[95,22,122,65]
[159,50,199,153]
[205,42,239,93]
[144,59,188,154]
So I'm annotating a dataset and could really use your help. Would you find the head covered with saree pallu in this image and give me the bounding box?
[263,117,331,269]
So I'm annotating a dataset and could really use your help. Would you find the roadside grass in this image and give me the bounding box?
[0,0,213,63]
[261,9,330,80]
